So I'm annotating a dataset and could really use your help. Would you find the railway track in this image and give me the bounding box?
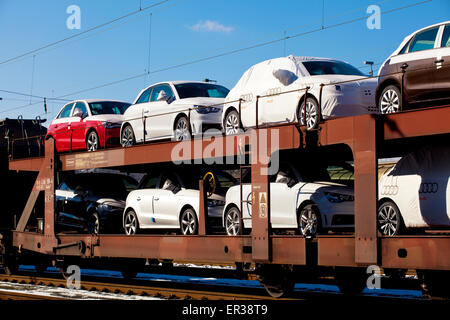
[0,273,297,301]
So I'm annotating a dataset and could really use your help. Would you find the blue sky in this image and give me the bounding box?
[0,0,449,123]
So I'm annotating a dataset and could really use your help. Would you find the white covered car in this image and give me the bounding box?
[378,145,450,236]
[222,55,377,132]
[123,168,236,235]
[222,161,355,236]
[120,81,229,145]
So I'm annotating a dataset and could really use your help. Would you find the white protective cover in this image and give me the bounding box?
[379,145,450,227]
[224,55,377,126]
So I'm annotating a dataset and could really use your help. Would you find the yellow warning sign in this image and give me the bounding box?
[259,192,267,219]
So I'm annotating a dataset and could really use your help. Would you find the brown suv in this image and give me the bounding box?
[376,21,450,113]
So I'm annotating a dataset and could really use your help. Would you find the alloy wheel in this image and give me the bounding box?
[300,100,319,130]
[180,209,198,235]
[225,111,241,135]
[378,202,401,236]
[299,205,319,236]
[121,126,134,147]
[124,211,138,235]
[380,88,400,114]
[225,207,241,236]
[87,131,99,151]
[174,117,190,141]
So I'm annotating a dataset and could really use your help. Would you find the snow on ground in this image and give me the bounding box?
[14,265,424,300]
[0,280,162,300]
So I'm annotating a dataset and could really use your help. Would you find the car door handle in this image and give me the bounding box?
[143,110,149,114]
[136,197,141,201]
[435,58,444,64]
[154,197,159,201]
[401,63,408,70]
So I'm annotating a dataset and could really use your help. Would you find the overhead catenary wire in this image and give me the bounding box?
[0,0,171,66]
[0,0,432,116]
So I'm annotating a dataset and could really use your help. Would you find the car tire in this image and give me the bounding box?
[377,201,404,236]
[180,207,198,235]
[86,130,99,151]
[124,210,140,235]
[224,206,242,236]
[121,125,135,147]
[174,116,191,141]
[298,97,320,130]
[298,204,321,237]
[379,85,402,114]
[223,110,241,135]
[87,212,101,235]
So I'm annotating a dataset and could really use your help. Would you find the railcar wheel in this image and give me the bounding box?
[121,125,135,147]
[418,270,450,299]
[180,208,198,235]
[379,85,401,114]
[335,267,366,295]
[124,210,140,235]
[259,265,294,298]
[86,130,99,151]
[378,201,404,236]
[224,206,242,236]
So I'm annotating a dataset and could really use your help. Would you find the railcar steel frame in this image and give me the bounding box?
[7,106,450,271]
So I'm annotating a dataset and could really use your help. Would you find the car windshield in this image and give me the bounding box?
[302,61,365,76]
[174,83,230,99]
[88,101,131,115]
[75,174,138,199]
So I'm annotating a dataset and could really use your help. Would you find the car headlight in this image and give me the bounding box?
[99,203,122,211]
[324,192,354,203]
[194,105,221,114]
[207,199,225,207]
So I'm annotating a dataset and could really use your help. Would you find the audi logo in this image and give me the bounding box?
[419,182,438,194]
[381,185,399,196]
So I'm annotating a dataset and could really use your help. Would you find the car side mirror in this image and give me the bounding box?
[273,69,298,86]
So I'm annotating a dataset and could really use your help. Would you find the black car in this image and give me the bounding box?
[55,172,138,234]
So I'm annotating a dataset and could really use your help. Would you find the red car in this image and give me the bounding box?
[46,99,131,152]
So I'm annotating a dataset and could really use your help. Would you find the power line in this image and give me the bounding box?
[57,0,432,98]
[0,0,170,66]
[0,89,71,101]
[0,0,432,116]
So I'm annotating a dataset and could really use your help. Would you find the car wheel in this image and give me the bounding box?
[87,212,101,235]
[121,125,135,147]
[124,210,139,235]
[379,85,401,114]
[378,201,403,236]
[298,204,320,237]
[180,207,198,235]
[298,97,320,130]
[86,130,99,151]
[224,206,242,236]
[174,116,191,141]
[224,110,241,135]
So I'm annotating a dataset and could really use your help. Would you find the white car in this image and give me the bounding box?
[222,55,377,132]
[123,168,236,235]
[378,145,450,236]
[120,81,229,145]
[222,161,355,236]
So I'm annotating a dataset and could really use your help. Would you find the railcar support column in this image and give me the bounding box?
[251,128,271,262]
[353,116,378,265]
